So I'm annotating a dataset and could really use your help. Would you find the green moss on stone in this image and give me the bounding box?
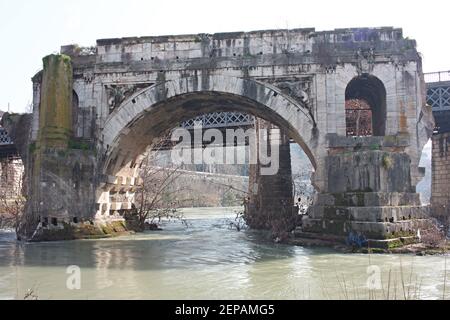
[384,135,397,144]
[101,224,114,235]
[29,142,37,154]
[57,149,68,157]
[366,248,387,254]
[39,54,73,150]
[382,154,394,170]
[68,139,92,151]
[386,231,416,239]
[387,239,404,249]
[33,220,130,242]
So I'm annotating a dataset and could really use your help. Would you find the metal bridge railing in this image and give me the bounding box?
[181,112,254,129]
[426,72,450,112]
[0,128,13,145]
[427,71,450,134]
[424,71,450,83]
[427,86,450,112]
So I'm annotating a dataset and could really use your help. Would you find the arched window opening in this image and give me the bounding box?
[345,75,387,137]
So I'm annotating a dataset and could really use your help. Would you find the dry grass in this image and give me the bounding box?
[313,254,449,300]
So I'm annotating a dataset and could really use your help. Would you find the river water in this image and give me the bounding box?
[0,207,448,300]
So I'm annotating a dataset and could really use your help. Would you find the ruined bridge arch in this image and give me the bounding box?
[101,75,320,177]
[23,28,435,245]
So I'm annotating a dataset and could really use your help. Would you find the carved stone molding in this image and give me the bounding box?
[83,71,94,83]
[355,48,375,74]
[105,83,154,112]
[264,78,312,107]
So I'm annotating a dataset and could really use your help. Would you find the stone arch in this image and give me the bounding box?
[345,74,387,136]
[101,75,319,177]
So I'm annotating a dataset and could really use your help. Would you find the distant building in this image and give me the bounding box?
[0,109,24,201]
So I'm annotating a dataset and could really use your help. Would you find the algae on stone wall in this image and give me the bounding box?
[38,54,73,149]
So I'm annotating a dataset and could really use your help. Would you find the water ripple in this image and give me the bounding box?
[0,209,449,300]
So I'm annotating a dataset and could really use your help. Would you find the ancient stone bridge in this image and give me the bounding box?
[6,27,435,245]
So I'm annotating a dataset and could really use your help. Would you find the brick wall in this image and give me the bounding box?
[431,132,450,216]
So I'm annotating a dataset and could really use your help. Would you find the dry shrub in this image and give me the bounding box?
[421,222,447,247]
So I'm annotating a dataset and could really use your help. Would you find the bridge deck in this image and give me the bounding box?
[2,72,450,155]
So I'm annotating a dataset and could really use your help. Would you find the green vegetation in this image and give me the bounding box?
[386,230,416,240]
[68,139,92,151]
[39,54,73,149]
[37,221,130,241]
[43,54,72,70]
[29,142,37,154]
[57,149,68,157]
[382,154,394,170]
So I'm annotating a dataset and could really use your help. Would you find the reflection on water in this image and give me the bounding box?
[0,207,448,300]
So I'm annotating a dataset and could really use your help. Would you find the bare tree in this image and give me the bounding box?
[292,172,314,215]
[126,139,194,231]
[0,159,25,233]
[23,288,39,300]
[0,197,25,233]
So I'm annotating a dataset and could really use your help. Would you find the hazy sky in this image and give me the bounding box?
[0,0,449,113]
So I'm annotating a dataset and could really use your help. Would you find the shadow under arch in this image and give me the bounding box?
[72,89,79,134]
[101,75,319,177]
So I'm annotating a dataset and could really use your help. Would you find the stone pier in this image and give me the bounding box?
[431,132,450,221]
[300,136,432,249]
[246,120,295,231]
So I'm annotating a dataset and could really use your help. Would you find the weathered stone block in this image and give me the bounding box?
[315,192,421,207]
[38,54,73,149]
[326,151,413,193]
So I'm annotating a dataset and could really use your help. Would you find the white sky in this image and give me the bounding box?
[0,0,449,113]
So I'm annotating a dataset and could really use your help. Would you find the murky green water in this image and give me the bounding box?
[0,207,448,300]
